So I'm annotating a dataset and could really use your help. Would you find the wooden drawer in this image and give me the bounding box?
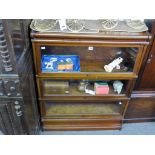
[42,117,122,130]
[124,94,155,122]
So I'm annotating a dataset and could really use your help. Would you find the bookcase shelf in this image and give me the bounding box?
[31,25,150,130]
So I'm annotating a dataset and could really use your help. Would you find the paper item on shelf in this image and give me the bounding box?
[58,19,67,31]
[85,88,95,95]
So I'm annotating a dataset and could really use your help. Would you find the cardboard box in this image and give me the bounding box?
[94,82,109,95]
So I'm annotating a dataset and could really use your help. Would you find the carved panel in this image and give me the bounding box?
[0,77,22,97]
[0,20,13,73]
[0,100,28,135]
[3,78,21,97]
[0,19,39,134]
[0,79,4,96]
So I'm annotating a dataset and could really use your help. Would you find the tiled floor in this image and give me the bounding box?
[1,122,155,135]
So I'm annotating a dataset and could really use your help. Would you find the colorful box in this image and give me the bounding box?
[42,55,80,72]
[94,82,109,95]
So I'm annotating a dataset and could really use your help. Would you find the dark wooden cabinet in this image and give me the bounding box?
[137,35,155,90]
[0,19,40,134]
[31,20,150,130]
[125,20,155,123]
[136,20,155,91]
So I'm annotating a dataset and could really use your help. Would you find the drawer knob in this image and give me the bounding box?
[16,93,21,96]
[14,80,20,84]
[7,93,11,96]
[10,86,16,91]
[15,105,21,110]
[119,102,122,105]
[14,101,19,105]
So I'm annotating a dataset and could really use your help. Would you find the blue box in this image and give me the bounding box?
[42,55,80,72]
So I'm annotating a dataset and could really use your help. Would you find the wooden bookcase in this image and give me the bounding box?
[31,30,150,130]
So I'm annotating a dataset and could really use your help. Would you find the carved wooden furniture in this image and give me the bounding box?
[31,27,151,130]
[0,19,40,134]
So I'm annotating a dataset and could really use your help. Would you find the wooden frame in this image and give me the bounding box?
[31,30,151,130]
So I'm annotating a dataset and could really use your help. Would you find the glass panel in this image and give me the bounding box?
[40,46,138,73]
[45,102,121,116]
[42,79,127,96]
